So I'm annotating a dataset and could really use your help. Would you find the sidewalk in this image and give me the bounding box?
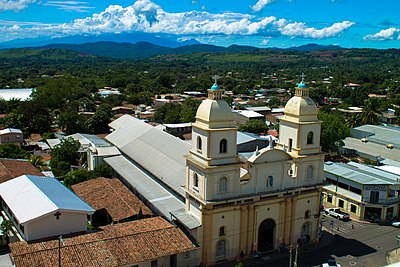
[212,230,335,267]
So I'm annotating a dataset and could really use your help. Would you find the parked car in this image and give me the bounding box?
[320,259,342,267]
[392,221,400,228]
[325,208,350,221]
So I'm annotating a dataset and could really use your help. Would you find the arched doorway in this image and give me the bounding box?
[258,219,276,252]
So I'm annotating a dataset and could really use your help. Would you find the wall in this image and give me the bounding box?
[25,211,88,241]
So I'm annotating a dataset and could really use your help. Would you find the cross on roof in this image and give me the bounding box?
[212,75,220,84]
[300,73,306,83]
[54,211,61,220]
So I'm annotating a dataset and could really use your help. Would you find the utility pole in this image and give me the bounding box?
[294,244,299,267]
[289,245,292,267]
[58,235,64,267]
[330,220,334,235]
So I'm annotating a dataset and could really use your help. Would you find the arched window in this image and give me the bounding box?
[266,175,273,187]
[305,210,311,219]
[197,136,202,150]
[219,139,227,153]
[307,131,314,144]
[193,173,199,189]
[307,166,314,180]
[216,240,226,260]
[218,177,228,193]
[219,226,226,236]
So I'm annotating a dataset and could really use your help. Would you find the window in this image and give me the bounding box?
[338,199,344,208]
[266,176,273,187]
[219,139,227,153]
[197,136,202,150]
[307,131,313,144]
[305,210,311,219]
[184,251,190,259]
[350,204,357,214]
[370,191,379,203]
[193,173,199,189]
[307,166,314,180]
[327,195,332,203]
[216,240,226,260]
[288,138,293,152]
[151,260,158,267]
[219,226,226,236]
[218,177,228,193]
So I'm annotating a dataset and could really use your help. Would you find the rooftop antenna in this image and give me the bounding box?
[212,74,220,85]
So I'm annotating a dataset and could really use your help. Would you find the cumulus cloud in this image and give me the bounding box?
[363,28,400,41]
[0,0,355,42]
[0,0,36,11]
[251,0,277,12]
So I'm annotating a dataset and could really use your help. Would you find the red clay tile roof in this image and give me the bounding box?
[10,217,197,267]
[72,178,152,222]
[0,159,43,184]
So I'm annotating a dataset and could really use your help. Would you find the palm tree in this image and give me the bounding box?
[359,98,381,125]
[345,114,360,129]
[29,155,47,171]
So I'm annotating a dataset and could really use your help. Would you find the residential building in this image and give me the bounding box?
[0,128,23,146]
[72,177,153,226]
[10,217,199,267]
[323,161,400,222]
[0,175,94,241]
[104,79,325,266]
[233,109,265,125]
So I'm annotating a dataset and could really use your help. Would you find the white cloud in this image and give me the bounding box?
[363,28,400,41]
[43,1,94,12]
[251,0,277,12]
[0,0,355,42]
[280,20,354,38]
[0,0,36,11]
[261,39,270,45]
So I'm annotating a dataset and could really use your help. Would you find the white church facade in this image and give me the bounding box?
[103,78,325,266]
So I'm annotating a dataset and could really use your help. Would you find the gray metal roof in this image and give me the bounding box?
[104,155,200,229]
[324,161,400,185]
[0,88,34,101]
[351,125,400,147]
[106,115,190,197]
[343,137,400,162]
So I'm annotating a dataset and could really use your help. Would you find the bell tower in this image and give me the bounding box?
[277,74,322,156]
[185,77,240,204]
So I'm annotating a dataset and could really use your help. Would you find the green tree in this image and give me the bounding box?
[180,98,201,123]
[29,155,46,171]
[359,98,381,125]
[0,220,13,243]
[0,144,29,159]
[63,168,95,187]
[57,109,87,135]
[86,103,112,134]
[238,120,268,135]
[93,163,113,178]
[345,114,360,129]
[268,97,281,108]
[318,111,350,153]
[50,137,80,177]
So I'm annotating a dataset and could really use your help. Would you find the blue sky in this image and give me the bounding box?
[0,0,399,48]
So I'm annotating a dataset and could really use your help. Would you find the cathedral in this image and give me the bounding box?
[184,79,325,265]
[103,77,325,266]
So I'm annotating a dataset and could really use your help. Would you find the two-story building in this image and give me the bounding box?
[323,161,400,222]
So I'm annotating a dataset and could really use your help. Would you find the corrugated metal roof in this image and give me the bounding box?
[324,161,400,185]
[0,128,22,134]
[0,175,94,224]
[106,115,190,197]
[343,137,400,162]
[351,125,400,147]
[95,146,121,157]
[104,155,200,229]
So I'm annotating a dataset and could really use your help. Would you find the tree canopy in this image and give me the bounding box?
[318,111,350,153]
[50,137,80,177]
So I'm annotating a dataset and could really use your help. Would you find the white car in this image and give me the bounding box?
[392,221,400,227]
[320,259,342,267]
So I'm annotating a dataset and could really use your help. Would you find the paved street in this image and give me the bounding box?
[215,215,400,267]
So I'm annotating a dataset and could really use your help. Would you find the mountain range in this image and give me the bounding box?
[0,32,345,60]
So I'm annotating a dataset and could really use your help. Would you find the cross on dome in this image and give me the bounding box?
[212,74,220,85]
[300,73,305,83]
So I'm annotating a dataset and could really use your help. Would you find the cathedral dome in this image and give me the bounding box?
[196,98,233,123]
[283,79,318,120]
